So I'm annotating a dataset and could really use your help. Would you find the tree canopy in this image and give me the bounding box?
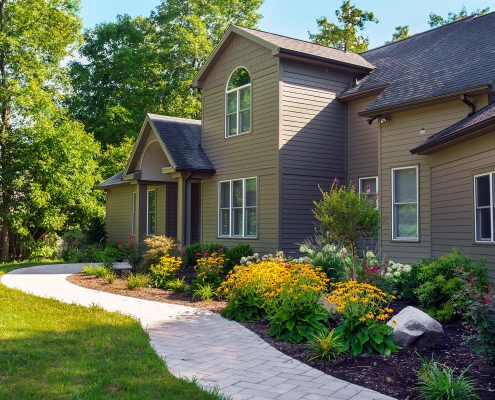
[0,0,103,259]
[385,26,412,44]
[308,0,378,53]
[67,0,264,149]
[428,6,490,27]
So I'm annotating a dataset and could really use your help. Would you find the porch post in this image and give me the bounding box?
[173,172,191,247]
[186,179,192,245]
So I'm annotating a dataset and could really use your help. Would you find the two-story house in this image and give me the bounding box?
[98,13,495,280]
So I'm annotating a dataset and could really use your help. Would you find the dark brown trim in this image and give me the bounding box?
[338,84,389,102]
[357,85,491,117]
[411,116,495,155]
[276,48,374,73]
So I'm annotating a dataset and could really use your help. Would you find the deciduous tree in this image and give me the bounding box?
[428,5,490,27]
[308,0,378,53]
[0,0,102,259]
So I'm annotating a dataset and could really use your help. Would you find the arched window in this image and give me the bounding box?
[226,67,251,137]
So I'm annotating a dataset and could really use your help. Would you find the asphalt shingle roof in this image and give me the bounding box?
[411,101,495,153]
[147,114,215,173]
[97,170,128,188]
[341,13,495,114]
[234,26,375,71]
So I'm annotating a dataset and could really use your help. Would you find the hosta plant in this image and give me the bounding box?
[328,280,400,356]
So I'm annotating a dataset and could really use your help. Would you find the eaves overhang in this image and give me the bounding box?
[357,85,491,118]
[411,114,495,155]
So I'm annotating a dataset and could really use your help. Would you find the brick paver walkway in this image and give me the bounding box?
[2,264,395,400]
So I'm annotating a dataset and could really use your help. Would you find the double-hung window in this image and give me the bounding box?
[226,67,251,137]
[392,166,418,240]
[474,172,495,242]
[359,176,378,208]
[147,189,156,236]
[219,178,257,237]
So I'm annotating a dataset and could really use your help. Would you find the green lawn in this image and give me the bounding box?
[0,263,224,399]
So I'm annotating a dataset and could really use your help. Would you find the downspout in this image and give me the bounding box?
[461,94,476,117]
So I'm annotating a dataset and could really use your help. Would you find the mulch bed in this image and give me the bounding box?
[241,300,495,400]
[67,268,227,314]
[67,273,495,399]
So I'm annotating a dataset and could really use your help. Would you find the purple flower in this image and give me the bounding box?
[334,177,340,183]
[369,199,374,204]
[366,185,371,194]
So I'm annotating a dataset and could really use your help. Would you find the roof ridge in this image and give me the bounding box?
[364,11,492,53]
[233,24,356,56]
[147,113,201,124]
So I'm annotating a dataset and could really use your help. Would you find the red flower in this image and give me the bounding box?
[205,250,209,253]
[484,299,490,303]
[129,241,136,245]
[196,252,201,256]
[128,235,133,238]
[118,243,122,248]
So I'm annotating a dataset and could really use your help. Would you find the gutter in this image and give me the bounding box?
[358,85,491,118]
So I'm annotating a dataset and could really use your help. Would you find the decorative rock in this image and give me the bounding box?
[387,306,443,349]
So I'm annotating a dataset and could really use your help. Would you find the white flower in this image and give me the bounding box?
[246,261,252,266]
[389,260,395,266]
[394,271,401,278]
[240,257,247,263]
[307,249,315,256]
[385,272,394,280]
[299,245,308,253]
[366,251,376,259]
[391,263,400,270]
[404,265,412,273]
[253,253,259,258]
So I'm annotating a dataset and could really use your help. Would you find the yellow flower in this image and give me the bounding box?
[359,317,366,322]
[391,320,398,326]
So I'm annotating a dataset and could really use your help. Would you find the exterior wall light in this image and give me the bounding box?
[380,118,387,124]
[420,127,426,134]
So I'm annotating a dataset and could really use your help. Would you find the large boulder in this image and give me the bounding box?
[387,306,443,349]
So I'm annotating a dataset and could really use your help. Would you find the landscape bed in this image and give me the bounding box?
[68,272,495,400]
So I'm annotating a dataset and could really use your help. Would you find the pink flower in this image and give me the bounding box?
[196,252,201,256]
[219,248,224,252]
[129,241,136,245]
[369,199,374,204]
[334,177,340,183]
[205,249,209,253]
[181,248,185,253]
[128,235,133,238]
[118,243,122,248]
[484,299,490,303]
[366,185,371,194]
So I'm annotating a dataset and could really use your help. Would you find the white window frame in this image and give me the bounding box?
[474,171,495,243]
[147,189,156,236]
[359,176,379,209]
[218,177,257,238]
[131,192,136,236]
[391,166,419,241]
[225,67,251,138]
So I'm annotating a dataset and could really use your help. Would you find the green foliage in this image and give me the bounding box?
[164,277,188,293]
[97,246,121,268]
[224,243,253,272]
[414,249,489,323]
[428,6,490,27]
[414,355,480,400]
[184,242,226,267]
[335,319,399,356]
[125,273,149,290]
[81,264,99,276]
[94,266,112,279]
[308,0,378,53]
[105,269,117,284]
[67,0,263,147]
[192,283,216,302]
[191,252,225,290]
[385,26,412,44]
[268,305,329,344]
[121,241,144,269]
[98,137,135,180]
[313,180,384,280]
[221,293,267,322]
[138,236,179,273]
[306,329,349,362]
[299,238,351,281]
[84,216,106,246]
[149,256,182,288]
[453,272,495,365]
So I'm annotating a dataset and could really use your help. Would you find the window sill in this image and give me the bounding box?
[390,239,420,243]
[225,131,251,138]
[472,241,495,245]
[217,236,258,240]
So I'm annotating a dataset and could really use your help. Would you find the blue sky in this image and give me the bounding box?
[79,0,495,49]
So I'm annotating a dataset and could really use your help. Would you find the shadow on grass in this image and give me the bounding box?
[0,284,221,400]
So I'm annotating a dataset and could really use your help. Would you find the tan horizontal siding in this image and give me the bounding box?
[201,34,280,251]
[430,129,495,281]
[106,185,135,244]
